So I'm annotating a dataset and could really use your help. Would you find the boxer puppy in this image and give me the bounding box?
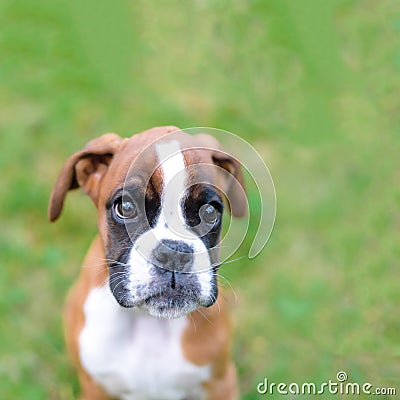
[49,126,246,400]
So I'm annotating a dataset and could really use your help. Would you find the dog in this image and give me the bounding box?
[49,126,247,400]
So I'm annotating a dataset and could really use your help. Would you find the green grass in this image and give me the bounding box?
[1,0,399,398]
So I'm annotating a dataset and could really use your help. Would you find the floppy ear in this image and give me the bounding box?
[48,133,122,222]
[195,134,247,218]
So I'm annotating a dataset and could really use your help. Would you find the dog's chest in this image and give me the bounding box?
[79,286,210,400]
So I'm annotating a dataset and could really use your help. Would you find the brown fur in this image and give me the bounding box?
[50,126,245,399]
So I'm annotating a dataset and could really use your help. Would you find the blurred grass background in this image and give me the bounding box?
[0,0,399,398]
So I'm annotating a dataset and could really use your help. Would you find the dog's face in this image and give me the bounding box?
[101,137,228,318]
[49,127,246,318]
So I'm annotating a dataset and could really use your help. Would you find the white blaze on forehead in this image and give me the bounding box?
[155,140,186,189]
[155,140,189,236]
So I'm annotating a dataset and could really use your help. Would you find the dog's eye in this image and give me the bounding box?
[113,198,138,221]
[199,203,219,225]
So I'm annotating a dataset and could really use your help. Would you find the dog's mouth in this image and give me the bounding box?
[109,263,217,318]
[138,284,214,318]
[142,289,198,318]
[113,287,215,318]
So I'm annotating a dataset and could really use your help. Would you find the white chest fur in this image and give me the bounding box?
[79,286,210,400]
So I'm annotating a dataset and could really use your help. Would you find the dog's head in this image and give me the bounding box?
[49,126,246,318]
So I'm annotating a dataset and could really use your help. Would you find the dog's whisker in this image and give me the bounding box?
[210,291,221,313]
[79,266,111,284]
[218,255,247,266]
[95,257,130,268]
[196,308,212,325]
[120,290,132,306]
[108,276,129,287]
[211,274,229,288]
[108,272,130,286]
[108,276,124,287]
[95,256,126,263]
[215,273,238,303]
[110,276,128,296]
[100,276,110,288]
[82,262,109,269]
[109,271,131,276]
[108,277,123,289]
[187,311,197,332]
[209,279,226,297]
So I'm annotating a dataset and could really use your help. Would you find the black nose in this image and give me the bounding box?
[152,239,194,272]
